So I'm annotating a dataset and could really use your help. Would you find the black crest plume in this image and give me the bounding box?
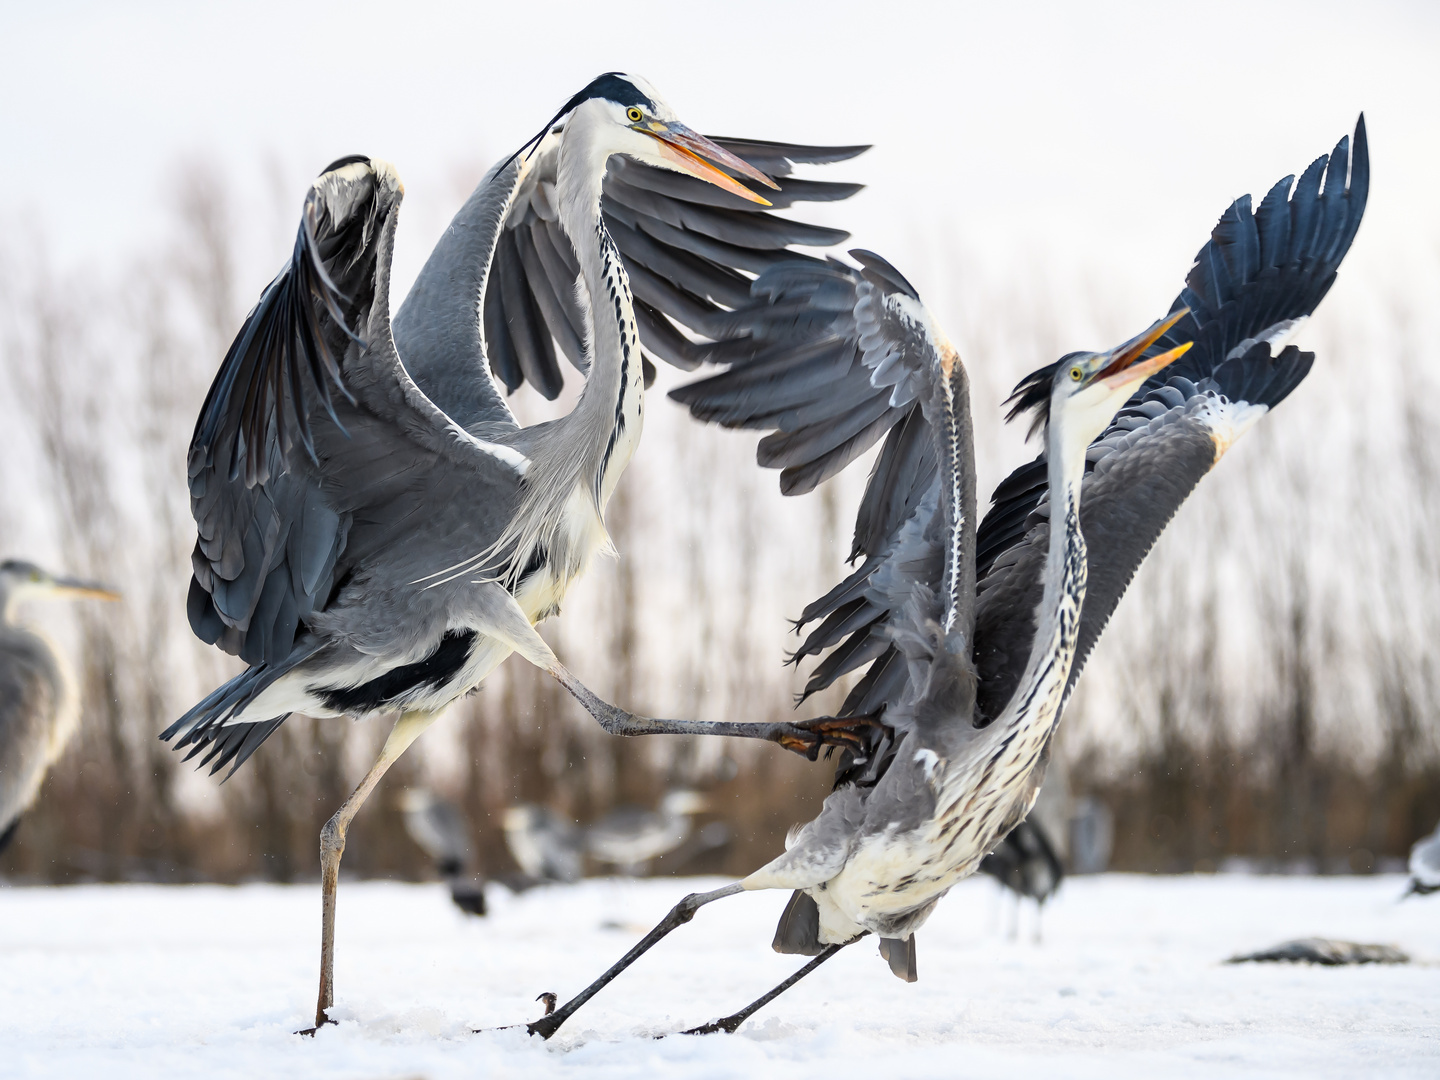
[498,73,655,176]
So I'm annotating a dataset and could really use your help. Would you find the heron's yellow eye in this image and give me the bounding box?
[626,107,644,123]
[29,571,41,582]
[1069,366,1083,382]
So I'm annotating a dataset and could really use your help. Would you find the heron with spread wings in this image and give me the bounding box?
[163,72,871,1031]
[529,117,1369,1038]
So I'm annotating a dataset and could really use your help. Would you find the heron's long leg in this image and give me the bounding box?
[473,586,885,760]
[526,882,744,1039]
[681,936,861,1036]
[302,710,437,1035]
[551,665,885,760]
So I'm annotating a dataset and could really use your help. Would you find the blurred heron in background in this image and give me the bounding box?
[398,789,486,915]
[1405,821,1440,897]
[0,560,118,855]
[585,789,711,876]
[160,72,870,1030]
[504,805,585,886]
[978,749,1069,938]
[505,790,729,881]
[529,117,1369,1038]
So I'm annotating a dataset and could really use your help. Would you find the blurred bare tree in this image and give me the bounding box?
[1,159,1437,885]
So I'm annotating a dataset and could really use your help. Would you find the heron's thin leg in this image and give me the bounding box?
[472,590,886,761]
[549,664,886,760]
[526,882,744,1040]
[302,710,437,1035]
[681,936,861,1036]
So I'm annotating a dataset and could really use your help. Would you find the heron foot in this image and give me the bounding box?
[776,712,888,761]
[680,1014,745,1036]
[295,1013,337,1037]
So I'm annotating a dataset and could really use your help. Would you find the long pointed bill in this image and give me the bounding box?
[642,122,779,205]
[1099,339,1193,394]
[52,576,121,601]
[1093,308,1190,383]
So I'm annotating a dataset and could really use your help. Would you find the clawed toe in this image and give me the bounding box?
[777,712,889,761]
[295,1015,337,1037]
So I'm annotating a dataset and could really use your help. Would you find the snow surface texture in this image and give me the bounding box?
[1,874,1435,1079]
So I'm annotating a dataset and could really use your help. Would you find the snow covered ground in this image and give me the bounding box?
[1,873,1435,1079]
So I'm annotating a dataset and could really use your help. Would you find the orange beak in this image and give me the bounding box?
[1095,309,1193,391]
[640,122,779,206]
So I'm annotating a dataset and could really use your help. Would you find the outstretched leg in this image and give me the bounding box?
[474,586,887,760]
[527,882,744,1039]
[555,668,885,760]
[681,938,860,1035]
[302,710,437,1035]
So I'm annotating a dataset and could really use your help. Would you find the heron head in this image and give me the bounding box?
[0,559,120,609]
[512,73,780,205]
[1005,310,1194,448]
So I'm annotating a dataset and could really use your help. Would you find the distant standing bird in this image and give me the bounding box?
[503,804,584,885]
[1405,820,1440,897]
[530,117,1368,1038]
[397,788,486,915]
[161,72,870,1030]
[586,790,710,875]
[0,560,119,854]
[979,819,1063,914]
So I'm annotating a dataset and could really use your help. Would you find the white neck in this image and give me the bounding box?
[552,102,645,513]
[998,403,1090,729]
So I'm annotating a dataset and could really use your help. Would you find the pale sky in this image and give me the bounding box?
[3,0,1436,328]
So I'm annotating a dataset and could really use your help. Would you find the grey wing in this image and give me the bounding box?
[391,156,524,436]
[187,156,527,669]
[972,117,1368,721]
[463,133,867,402]
[672,251,975,750]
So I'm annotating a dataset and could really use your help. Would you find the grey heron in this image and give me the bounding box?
[504,792,727,882]
[0,560,119,855]
[529,116,1368,1037]
[979,746,1069,938]
[161,72,872,1030]
[585,789,710,876]
[397,788,486,915]
[1405,820,1440,897]
[978,819,1063,920]
[504,804,585,885]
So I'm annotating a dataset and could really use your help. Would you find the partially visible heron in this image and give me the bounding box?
[1405,820,1440,897]
[978,819,1063,934]
[979,745,1070,938]
[161,72,871,1030]
[0,560,119,854]
[504,804,584,885]
[529,117,1368,1037]
[397,788,486,915]
[585,789,710,876]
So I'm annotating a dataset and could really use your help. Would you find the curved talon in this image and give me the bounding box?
[681,1015,743,1035]
[295,1015,337,1037]
[775,712,889,761]
[536,991,558,1017]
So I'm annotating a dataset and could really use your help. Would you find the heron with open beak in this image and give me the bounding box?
[165,73,872,1030]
